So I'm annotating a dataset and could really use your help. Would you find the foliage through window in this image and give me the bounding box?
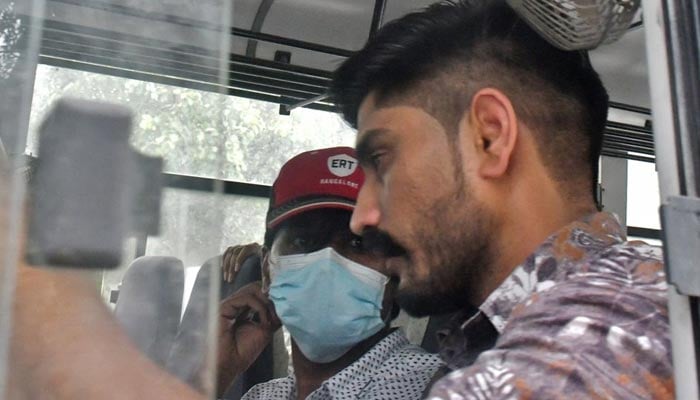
[28,65,356,184]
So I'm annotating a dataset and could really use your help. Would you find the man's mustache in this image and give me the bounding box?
[361,228,407,258]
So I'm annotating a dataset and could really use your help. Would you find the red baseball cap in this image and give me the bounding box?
[266,146,364,230]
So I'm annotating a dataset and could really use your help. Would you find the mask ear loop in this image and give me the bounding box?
[266,237,292,280]
[260,246,272,295]
[266,252,281,280]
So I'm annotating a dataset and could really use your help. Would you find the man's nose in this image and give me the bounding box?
[350,181,381,235]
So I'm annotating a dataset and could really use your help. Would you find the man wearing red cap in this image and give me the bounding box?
[215,146,443,399]
[6,147,442,400]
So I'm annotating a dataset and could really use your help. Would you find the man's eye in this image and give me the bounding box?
[370,152,385,170]
[292,237,308,250]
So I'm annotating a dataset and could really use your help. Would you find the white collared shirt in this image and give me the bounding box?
[242,329,444,400]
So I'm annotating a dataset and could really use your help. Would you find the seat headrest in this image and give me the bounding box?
[114,256,185,365]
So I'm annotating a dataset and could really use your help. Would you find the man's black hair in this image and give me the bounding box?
[330,0,609,205]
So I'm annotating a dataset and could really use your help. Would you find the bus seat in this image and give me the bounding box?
[166,253,273,398]
[114,256,184,367]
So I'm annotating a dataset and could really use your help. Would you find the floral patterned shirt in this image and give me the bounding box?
[429,212,673,399]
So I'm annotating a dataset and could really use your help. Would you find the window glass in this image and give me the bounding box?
[28,64,356,184]
[101,189,267,304]
[627,160,661,229]
[22,0,232,394]
[146,189,267,267]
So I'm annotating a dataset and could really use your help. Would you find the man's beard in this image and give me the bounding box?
[396,184,497,317]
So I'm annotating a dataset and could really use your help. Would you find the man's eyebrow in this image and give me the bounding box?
[355,128,390,166]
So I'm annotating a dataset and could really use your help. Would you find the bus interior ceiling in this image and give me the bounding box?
[28,0,653,132]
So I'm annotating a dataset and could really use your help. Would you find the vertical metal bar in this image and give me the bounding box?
[369,0,387,39]
[204,0,232,395]
[0,0,46,397]
[642,0,700,397]
[664,0,700,197]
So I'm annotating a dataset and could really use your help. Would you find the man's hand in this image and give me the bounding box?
[216,282,281,396]
[222,243,262,283]
[10,258,205,400]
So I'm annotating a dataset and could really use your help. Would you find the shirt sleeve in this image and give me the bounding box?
[426,270,674,399]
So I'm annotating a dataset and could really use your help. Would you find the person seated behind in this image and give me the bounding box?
[215,146,444,399]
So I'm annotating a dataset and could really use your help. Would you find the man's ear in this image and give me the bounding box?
[468,88,518,179]
[261,246,271,292]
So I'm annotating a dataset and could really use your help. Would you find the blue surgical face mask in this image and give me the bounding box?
[268,247,389,363]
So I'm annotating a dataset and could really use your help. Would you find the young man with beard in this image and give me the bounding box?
[330,0,673,398]
[216,146,443,399]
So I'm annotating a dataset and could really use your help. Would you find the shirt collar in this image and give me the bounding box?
[478,212,625,333]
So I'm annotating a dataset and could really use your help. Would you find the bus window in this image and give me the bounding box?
[627,160,661,230]
[28,65,356,185]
